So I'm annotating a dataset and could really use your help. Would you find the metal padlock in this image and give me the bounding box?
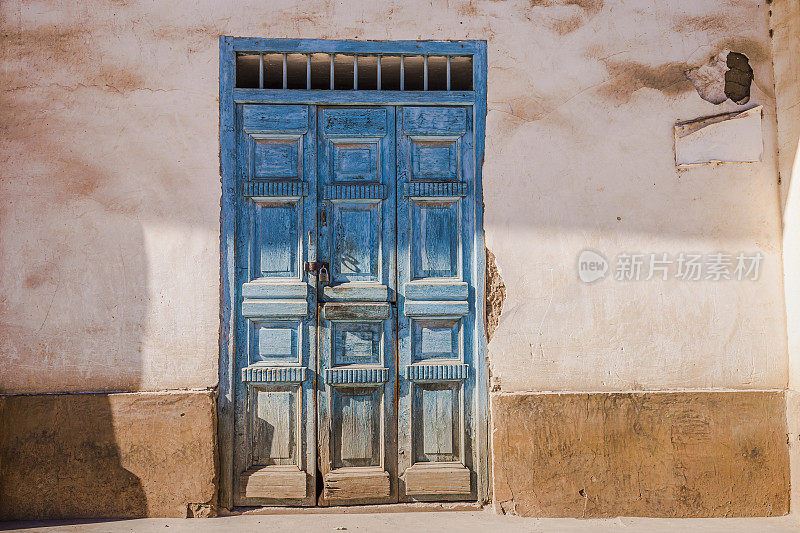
[318,265,329,283]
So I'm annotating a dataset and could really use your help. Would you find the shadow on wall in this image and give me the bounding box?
[0,395,148,519]
[0,16,213,518]
[0,43,150,513]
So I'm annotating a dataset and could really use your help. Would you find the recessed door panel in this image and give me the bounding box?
[254,137,301,179]
[255,200,301,278]
[412,139,458,181]
[413,383,461,463]
[333,322,382,365]
[410,199,461,279]
[252,386,298,466]
[331,201,381,282]
[333,141,379,181]
[252,321,302,364]
[333,386,382,467]
[413,318,460,361]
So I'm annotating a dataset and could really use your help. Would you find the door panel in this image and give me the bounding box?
[234,104,317,506]
[410,198,461,279]
[254,200,301,277]
[397,106,477,501]
[317,107,397,505]
[331,200,381,282]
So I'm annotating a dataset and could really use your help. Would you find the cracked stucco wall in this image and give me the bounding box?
[0,0,784,396]
[483,0,784,393]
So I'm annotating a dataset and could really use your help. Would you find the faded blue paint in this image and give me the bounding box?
[255,321,300,362]
[242,104,308,133]
[254,139,300,179]
[231,98,318,507]
[404,281,469,301]
[234,89,476,105]
[218,35,237,510]
[413,382,460,463]
[332,322,382,365]
[406,363,470,381]
[232,38,481,55]
[396,104,481,501]
[316,106,398,503]
[219,38,488,508]
[412,319,460,361]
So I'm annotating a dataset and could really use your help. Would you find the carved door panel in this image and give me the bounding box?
[316,107,398,505]
[233,104,318,506]
[396,107,478,501]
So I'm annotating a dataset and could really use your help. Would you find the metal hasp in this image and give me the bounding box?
[305,261,330,283]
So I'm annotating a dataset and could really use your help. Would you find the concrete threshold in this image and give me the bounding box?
[229,501,483,514]
[3,511,800,533]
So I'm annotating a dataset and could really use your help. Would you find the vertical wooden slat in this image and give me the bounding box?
[282,53,287,89]
[400,55,405,91]
[472,41,490,504]
[258,53,264,89]
[354,55,358,90]
[377,56,382,91]
[423,55,428,91]
[446,56,451,91]
[218,34,236,510]
[330,55,335,90]
[306,54,311,90]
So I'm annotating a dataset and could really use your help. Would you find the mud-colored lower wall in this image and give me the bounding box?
[788,390,800,516]
[491,391,789,517]
[0,390,217,519]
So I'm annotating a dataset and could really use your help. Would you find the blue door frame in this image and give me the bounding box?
[218,37,488,509]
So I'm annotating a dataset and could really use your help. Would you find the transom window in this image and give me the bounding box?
[234,41,475,91]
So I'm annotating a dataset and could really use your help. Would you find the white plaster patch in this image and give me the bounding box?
[674,106,763,166]
[685,50,730,105]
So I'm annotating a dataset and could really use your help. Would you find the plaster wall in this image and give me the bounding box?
[0,0,786,395]
[769,0,800,517]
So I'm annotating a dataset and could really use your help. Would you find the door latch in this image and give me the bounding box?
[304,261,330,283]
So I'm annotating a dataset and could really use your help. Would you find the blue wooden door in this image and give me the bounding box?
[233,104,318,506]
[233,104,480,506]
[316,107,398,505]
[396,107,478,501]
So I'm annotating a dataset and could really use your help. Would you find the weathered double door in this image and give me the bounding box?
[234,104,478,506]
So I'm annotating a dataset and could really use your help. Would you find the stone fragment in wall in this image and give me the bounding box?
[485,248,506,343]
[187,502,217,518]
[674,106,763,166]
